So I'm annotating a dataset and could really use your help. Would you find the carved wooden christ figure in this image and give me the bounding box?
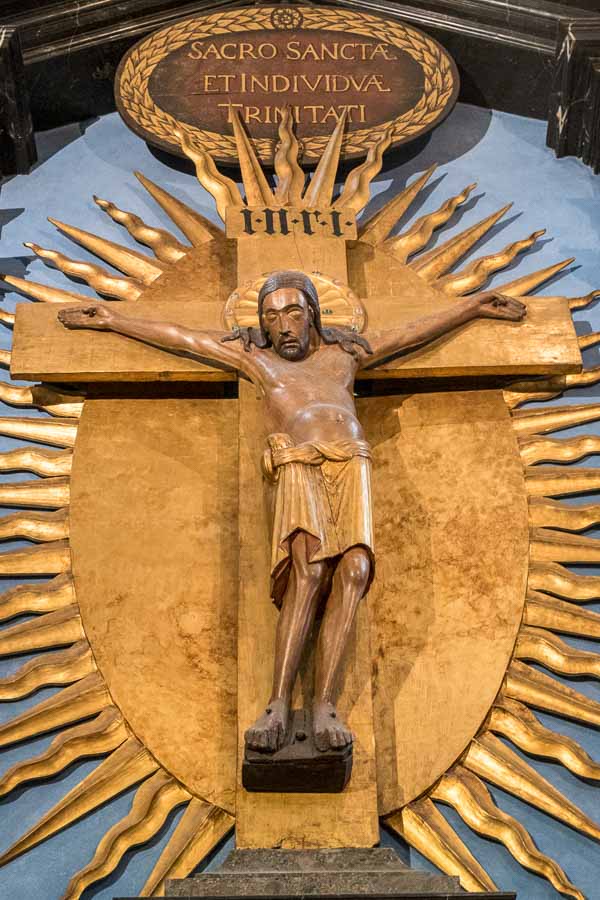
[58,271,525,755]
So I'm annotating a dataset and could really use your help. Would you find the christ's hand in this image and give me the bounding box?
[471,292,527,321]
[58,304,117,331]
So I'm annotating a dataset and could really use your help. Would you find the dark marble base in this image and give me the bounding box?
[162,848,517,898]
[243,709,352,794]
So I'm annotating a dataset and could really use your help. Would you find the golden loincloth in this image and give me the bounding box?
[263,432,375,608]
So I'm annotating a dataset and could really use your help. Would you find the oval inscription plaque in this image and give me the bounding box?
[116,6,458,163]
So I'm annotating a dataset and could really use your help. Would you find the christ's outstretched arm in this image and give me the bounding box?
[360,292,527,369]
[57,303,253,378]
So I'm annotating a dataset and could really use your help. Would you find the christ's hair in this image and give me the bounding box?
[221,270,372,359]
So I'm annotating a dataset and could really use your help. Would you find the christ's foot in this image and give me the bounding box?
[244,699,289,753]
[313,700,353,752]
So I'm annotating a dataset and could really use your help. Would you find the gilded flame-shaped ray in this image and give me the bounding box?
[386,797,497,892]
[579,332,600,350]
[0,273,91,304]
[24,242,143,300]
[93,196,188,263]
[0,574,75,623]
[0,708,127,798]
[506,660,600,727]
[0,508,68,542]
[0,350,10,368]
[0,383,83,418]
[516,625,600,677]
[63,771,191,900]
[513,404,600,436]
[178,130,244,222]
[530,526,600,563]
[0,738,158,866]
[48,218,166,285]
[140,800,234,896]
[526,465,600,496]
[494,258,575,297]
[464,732,600,840]
[432,766,583,900]
[436,230,545,296]
[0,539,70,575]
[134,172,224,246]
[525,591,600,639]
[0,605,83,657]
[0,417,76,447]
[334,127,393,215]
[0,477,70,509]
[504,367,600,409]
[358,164,437,246]
[490,697,600,782]
[529,496,600,531]
[0,447,72,476]
[0,640,94,700]
[528,561,600,601]
[0,307,14,326]
[0,671,111,750]
[230,110,274,208]
[273,108,304,206]
[505,388,558,410]
[387,184,478,265]
[569,290,600,310]
[303,111,347,208]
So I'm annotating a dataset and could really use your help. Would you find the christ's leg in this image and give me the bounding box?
[313,546,371,752]
[245,531,327,752]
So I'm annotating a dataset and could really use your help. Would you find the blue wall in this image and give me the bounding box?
[1,102,600,899]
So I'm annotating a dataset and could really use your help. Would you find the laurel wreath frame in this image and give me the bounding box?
[118,6,457,162]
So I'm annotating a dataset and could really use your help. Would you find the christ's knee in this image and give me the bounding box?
[339,546,371,598]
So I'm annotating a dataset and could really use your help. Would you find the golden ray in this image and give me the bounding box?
[516,625,600,677]
[464,732,600,840]
[63,771,191,900]
[0,349,10,367]
[504,367,600,408]
[0,508,69,542]
[530,526,600,563]
[529,496,600,531]
[0,447,72,476]
[358,164,437,246]
[0,384,83,418]
[0,574,75,622]
[93,196,188,263]
[524,591,600,639]
[273,108,304,206]
[528,561,600,601]
[0,671,111,750]
[569,290,600,310]
[579,332,600,350]
[177,131,244,222]
[386,797,497,892]
[140,800,234,896]
[24,242,143,300]
[230,110,274,207]
[0,477,70,509]
[388,184,479,265]
[303,111,347,208]
[436,230,545,296]
[505,660,600,727]
[48,218,166,284]
[504,389,558,410]
[490,697,600,782]
[494,258,575,297]
[432,766,584,900]
[0,273,91,304]
[0,539,70,575]
[512,404,600,437]
[134,172,224,246]
[0,307,14,326]
[526,465,600,496]
[0,640,95,701]
[333,127,393,215]
[0,605,83,657]
[0,708,127,798]
[0,737,158,866]
[520,435,600,465]
[0,417,76,447]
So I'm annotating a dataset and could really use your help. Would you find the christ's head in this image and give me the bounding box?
[258,272,320,361]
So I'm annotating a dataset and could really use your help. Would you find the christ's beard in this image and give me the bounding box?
[277,340,307,360]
